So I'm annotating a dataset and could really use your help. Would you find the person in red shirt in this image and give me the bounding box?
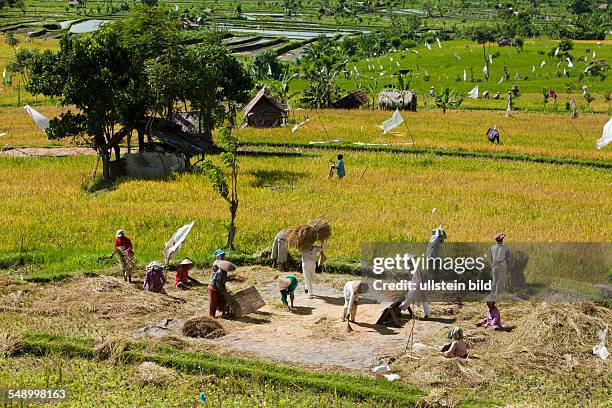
[114,230,135,282]
[175,258,200,289]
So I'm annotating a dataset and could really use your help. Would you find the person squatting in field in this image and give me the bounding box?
[114,229,135,282]
[476,296,503,330]
[175,258,201,289]
[143,261,167,294]
[441,326,468,358]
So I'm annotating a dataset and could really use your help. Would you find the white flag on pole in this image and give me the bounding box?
[379,109,404,134]
[468,85,479,99]
[463,69,467,81]
[540,60,546,68]
[425,42,431,50]
[567,58,573,68]
[163,221,195,264]
[483,65,488,76]
[436,37,442,48]
[292,117,310,133]
[498,76,504,84]
[593,51,596,59]
[554,47,559,56]
[596,118,612,149]
[488,54,493,64]
[24,105,50,132]
[412,50,419,55]
[532,65,536,73]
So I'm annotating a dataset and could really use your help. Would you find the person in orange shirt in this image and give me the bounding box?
[175,258,200,289]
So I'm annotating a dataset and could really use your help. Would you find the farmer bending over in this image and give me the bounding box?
[278,275,298,311]
[342,280,369,323]
[209,257,236,318]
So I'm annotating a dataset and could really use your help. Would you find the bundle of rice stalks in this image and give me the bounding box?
[93,336,134,362]
[307,218,332,242]
[134,362,177,387]
[181,316,226,339]
[285,219,331,251]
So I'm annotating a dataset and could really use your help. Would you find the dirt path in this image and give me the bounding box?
[213,281,449,370]
[0,147,95,157]
[0,267,454,371]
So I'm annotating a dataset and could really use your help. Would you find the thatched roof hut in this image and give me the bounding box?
[332,90,369,109]
[241,87,287,128]
[377,90,417,111]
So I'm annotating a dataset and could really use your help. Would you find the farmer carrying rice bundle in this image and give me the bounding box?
[285,219,331,299]
[114,230,135,282]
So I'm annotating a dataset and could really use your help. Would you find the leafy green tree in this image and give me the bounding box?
[251,50,283,80]
[27,6,252,180]
[198,127,240,248]
[271,66,298,107]
[7,48,40,85]
[466,24,497,82]
[300,36,347,107]
[27,27,134,179]
[514,36,524,51]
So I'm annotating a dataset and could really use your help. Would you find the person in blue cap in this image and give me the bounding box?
[209,249,236,318]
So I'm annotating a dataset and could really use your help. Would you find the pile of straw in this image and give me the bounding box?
[134,362,177,387]
[93,336,134,362]
[181,316,226,339]
[285,218,331,251]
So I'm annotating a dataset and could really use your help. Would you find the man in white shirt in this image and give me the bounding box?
[341,280,369,322]
[300,244,324,299]
[490,233,510,295]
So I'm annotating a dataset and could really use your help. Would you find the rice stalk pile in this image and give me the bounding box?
[393,302,612,391]
[181,316,227,339]
[134,362,177,387]
[93,336,134,362]
[285,219,331,251]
